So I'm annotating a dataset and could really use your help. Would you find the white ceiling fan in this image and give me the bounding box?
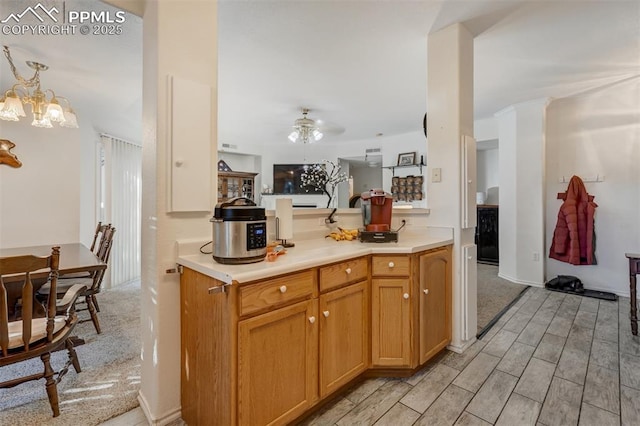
[287,108,345,143]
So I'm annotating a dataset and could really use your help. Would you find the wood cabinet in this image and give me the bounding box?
[180,245,451,426]
[371,277,412,366]
[418,247,452,364]
[319,281,368,398]
[218,171,258,203]
[238,300,318,426]
[371,248,452,368]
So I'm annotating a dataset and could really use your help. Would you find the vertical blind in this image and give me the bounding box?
[100,134,142,287]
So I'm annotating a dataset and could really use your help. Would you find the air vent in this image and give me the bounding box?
[365,148,381,154]
[221,143,238,150]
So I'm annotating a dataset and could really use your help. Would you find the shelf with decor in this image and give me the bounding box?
[383,163,424,176]
[383,153,426,176]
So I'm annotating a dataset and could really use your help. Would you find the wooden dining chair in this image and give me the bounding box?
[0,247,87,417]
[39,227,116,334]
[59,222,112,281]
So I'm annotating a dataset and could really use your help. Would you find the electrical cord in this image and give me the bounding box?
[200,241,213,254]
[395,219,407,232]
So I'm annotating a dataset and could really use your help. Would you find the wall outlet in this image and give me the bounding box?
[532,252,540,261]
[432,167,442,183]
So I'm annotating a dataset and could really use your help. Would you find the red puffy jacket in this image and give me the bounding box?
[549,175,597,265]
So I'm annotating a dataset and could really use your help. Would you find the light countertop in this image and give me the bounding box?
[176,227,453,285]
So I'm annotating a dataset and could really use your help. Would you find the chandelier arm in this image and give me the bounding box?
[7,85,30,99]
[3,46,40,87]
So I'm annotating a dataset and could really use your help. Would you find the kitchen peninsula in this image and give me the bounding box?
[176,228,453,425]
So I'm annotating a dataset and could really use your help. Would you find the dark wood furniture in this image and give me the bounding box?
[39,228,116,334]
[626,253,640,335]
[0,244,107,320]
[0,247,86,417]
[476,205,499,265]
[217,171,258,203]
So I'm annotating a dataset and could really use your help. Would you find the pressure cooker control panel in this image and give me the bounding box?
[246,222,267,250]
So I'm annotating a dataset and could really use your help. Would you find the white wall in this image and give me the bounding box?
[476,148,498,197]
[474,116,498,141]
[545,77,640,296]
[139,1,218,423]
[496,99,548,287]
[0,119,82,248]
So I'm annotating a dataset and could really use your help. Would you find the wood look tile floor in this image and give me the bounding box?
[103,288,640,426]
[300,288,638,426]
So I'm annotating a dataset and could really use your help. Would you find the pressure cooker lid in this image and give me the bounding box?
[212,197,266,221]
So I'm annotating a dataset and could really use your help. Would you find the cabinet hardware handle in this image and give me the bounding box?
[389,262,395,268]
[309,316,316,324]
[323,310,330,318]
[208,283,231,294]
[423,289,429,295]
[279,285,287,293]
[345,267,352,274]
[403,293,409,299]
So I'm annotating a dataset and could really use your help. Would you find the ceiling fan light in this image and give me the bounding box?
[45,98,65,122]
[60,108,78,128]
[288,130,299,143]
[3,92,26,117]
[313,129,323,141]
[32,116,53,128]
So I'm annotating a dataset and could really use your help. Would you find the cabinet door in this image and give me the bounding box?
[319,281,368,398]
[371,278,412,367]
[419,248,452,364]
[238,299,318,426]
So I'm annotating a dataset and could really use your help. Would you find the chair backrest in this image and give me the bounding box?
[90,226,116,292]
[0,247,60,356]
[90,222,112,254]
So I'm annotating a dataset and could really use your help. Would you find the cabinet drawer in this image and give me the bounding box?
[372,256,410,277]
[319,257,368,292]
[239,270,316,317]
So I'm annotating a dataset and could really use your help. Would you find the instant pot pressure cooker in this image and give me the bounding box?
[211,197,267,264]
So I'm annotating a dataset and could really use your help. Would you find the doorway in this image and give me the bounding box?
[337,155,383,208]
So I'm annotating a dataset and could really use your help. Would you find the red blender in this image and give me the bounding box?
[359,189,398,243]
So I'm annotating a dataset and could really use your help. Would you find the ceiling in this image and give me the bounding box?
[1,1,638,147]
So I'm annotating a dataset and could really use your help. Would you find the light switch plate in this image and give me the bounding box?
[432,167,442,182]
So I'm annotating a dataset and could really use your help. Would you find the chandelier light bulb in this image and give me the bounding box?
[31,116,53,128]
[1,91,26,119]
[45,97,65,123]
[60,108,78,128]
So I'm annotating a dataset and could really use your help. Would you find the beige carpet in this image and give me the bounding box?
[476,263,528,334]
[0,280,141,425]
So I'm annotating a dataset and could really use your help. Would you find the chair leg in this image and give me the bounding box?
[41,352,60,417]
[66,338,82,373]
[86,295,102,334]
[92,294,100,313]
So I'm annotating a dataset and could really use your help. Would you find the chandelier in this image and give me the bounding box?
[288,108,323,144]
[0,45,78,129]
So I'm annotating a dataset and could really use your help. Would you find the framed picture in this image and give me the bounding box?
[397,152,416,166]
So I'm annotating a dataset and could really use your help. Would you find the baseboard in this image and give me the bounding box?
[447,336,476,354]
[138,391,183,426]
[497,272,544,287]
[477,286,530,339]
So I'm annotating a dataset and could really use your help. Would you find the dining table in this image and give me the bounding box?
[0,243,107,320]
